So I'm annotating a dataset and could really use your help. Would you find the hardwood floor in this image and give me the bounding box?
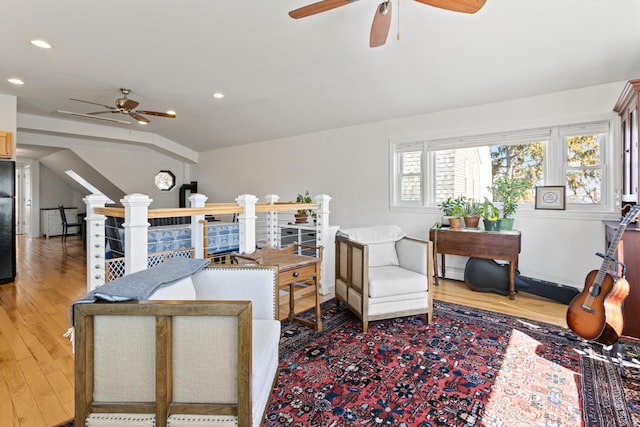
[1,235,569,426]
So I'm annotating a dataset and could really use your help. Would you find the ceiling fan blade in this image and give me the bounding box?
[87,111,120,115]
[370,1,392,48]
[289,0,358,19]
[136,110,176,118]
[414,0,486,14]
[129,112,150,124]
[123,99,139,110]
[70,98,117,110]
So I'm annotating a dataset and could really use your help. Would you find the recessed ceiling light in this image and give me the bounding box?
[8,78,24,85]
[138,120,148,125]
[30,39,51,49]
[212,92,224,99]
[166,110,176,116]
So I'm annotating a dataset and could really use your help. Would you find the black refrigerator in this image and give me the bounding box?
[0,160,16,284]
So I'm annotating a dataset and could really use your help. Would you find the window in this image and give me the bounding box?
[561,123,609,204]
[391,121,611,210]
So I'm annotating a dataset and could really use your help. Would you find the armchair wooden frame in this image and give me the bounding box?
[74,300,253,427]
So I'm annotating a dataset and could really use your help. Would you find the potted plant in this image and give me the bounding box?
[448,205,465,230]
[480,197,500,231]
[295,190,313,223]
[463,199,481,229]
[488,177,530,231]
[438,196,465,226]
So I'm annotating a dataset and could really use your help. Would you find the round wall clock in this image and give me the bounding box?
[154,170,176,191]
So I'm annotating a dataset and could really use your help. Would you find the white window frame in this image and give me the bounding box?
[390,120,615,213]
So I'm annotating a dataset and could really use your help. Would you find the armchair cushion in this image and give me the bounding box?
[148,276,196,300]
[338,225,406,267]
[368,266,428,298]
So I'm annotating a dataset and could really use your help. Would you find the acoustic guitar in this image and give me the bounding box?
[566,205,640,345]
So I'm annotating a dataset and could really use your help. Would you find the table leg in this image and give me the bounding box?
[509,262,516,300]
[288,282,295,321]
[433,250,440,285]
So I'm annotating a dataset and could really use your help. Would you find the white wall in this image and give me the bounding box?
[17,131,191,208]
[194,81,627,290]
[39,164,84,211]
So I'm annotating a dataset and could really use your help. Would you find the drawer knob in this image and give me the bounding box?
[293,271,299,277]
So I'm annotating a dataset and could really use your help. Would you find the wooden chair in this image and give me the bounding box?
[58,205,82,242]
[335,225,433,332]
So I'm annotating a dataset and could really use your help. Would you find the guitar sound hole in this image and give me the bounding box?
[589,286,602,297]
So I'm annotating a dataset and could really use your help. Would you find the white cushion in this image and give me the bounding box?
[339,225,406,244]
[148,276,196,300]
[368,266,427,298]
[368,242,399,267]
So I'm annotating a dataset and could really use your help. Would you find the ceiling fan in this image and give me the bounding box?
[289,0,487,48]
[62,88,176,125]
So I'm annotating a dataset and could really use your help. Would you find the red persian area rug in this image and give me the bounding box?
[265,299,640,427]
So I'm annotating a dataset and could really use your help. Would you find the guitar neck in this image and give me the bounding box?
[597,205,640,281]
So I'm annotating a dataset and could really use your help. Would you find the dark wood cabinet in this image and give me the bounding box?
[614,79,640,201]
[604,220,640,339]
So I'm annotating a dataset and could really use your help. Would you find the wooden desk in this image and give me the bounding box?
[429,227,521,299]
[233,245,323,331]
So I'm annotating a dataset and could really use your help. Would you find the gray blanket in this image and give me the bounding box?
[71,257,210,324]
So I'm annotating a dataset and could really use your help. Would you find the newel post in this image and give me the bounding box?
[122,193,152,274]
[264,194,280,248]
[314,193,332,287]
[236,194,257,254]
[189,193,208,259]
[84,194,109,292]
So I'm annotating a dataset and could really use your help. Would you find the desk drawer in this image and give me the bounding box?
[279,264,316,286]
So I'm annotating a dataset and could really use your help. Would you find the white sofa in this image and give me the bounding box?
[335,225,433,332]
[73,264,280,427]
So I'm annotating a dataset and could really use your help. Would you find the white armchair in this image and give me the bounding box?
[73,264,280,427]
[335,225,433,332]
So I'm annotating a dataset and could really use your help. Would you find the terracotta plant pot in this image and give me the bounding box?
[464,215,480,229]
[294,214,308,223]
[449,217,463,230]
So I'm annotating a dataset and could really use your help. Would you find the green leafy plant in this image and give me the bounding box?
[463,199,481,217]
[480,197,499,221]
[295,190,313,215]
[450,205,465,218]
[488,177,530,218]
[438,196,466,216]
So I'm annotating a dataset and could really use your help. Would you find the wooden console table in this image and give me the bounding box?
[232,244,323,331]
[429,227,522,299]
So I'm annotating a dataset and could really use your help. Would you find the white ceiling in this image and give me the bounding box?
[2,0,640,153]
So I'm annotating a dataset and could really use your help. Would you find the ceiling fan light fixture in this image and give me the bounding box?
[138,120,148,125]
[30,39,52,49]
[166,110,176,116]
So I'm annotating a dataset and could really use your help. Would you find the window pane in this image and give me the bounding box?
[402,151,421,174]
[401,176,421,201]
[565,132,604,205]
[567,134,602,167]
[566,169,602,204]
[433,142,543,204]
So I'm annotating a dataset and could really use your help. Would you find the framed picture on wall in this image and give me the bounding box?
[535,186,566,210]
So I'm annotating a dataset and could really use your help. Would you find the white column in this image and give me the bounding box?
[236,194,258,254]
[314,194,332,292]
[189,193,208,259]
[84,194,109,292]
[264,194,280,248]
[122,193,152,274]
